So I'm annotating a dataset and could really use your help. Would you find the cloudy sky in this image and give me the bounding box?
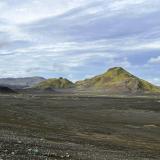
[0,0,160,85]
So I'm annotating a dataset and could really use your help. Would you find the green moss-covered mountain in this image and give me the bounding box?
[35,77,74,90]
[75,67,160,93]
[33,67,160,94]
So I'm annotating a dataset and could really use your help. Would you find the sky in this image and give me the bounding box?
[0,0,160,85]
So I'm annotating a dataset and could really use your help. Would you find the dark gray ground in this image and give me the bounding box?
[0,94,160,159]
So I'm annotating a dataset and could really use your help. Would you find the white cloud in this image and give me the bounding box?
[0,0,159,25]
[0,0,89,24]
[109,0,146,10]
[0,0,160,82]
[149,56,160,64]
[152,78,160,85]
[116,39,160,51]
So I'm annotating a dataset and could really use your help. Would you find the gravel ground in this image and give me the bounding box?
[0,94,159,159]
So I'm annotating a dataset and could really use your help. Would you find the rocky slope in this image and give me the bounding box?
[75,67,160,94]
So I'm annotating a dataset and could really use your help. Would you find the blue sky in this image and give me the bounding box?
[0,0,160,85]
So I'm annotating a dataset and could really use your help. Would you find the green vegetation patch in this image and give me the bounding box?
[35,77,75,89]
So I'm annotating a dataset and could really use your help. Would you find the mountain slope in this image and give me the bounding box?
[76,67,160,94]
[0,86,16,94]
[0,77,45,89]
[35,77,74,90]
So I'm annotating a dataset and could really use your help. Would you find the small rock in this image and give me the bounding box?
[11,152,15,155]
[66,153,70,158]
[66,154,70,158]
[33,148,39,154]
[28,148,32,152]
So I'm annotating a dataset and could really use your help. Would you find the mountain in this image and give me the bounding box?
[0,86,16,94]
[0,77,46,89]
[35,77,74,90]
[75,67,160,94]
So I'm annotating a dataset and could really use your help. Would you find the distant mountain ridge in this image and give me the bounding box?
[0,77,45,89]
[1,67,160,94]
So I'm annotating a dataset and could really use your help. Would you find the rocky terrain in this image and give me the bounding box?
[0,94,159,159]
[0,67,159,159]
